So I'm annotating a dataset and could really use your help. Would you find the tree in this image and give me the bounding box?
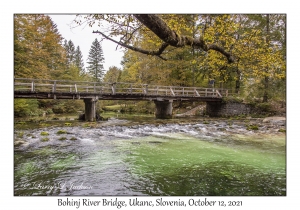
[62,39,86,79]
[103,66,122,83]
[77,14,234,63]
[75,14,286,101]
[14,14,66,79]
[63,39,76,68]
[86,38,105,82]
[74,46,85,76]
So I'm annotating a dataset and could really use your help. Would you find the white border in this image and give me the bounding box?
[2,1,297,209]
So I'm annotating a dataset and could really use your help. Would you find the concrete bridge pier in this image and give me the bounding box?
[154,100,173,119]
[84,98,98,121]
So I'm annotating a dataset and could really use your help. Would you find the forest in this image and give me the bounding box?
[14,14,286,118]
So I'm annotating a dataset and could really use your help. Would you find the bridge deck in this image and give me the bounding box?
[14,78,231,102]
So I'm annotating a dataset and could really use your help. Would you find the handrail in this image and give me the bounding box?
[14,78,234,98]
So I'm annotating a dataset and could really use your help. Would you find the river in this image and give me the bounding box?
[14,114,286,196]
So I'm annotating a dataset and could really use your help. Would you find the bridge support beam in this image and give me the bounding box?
[83,98,97,121]
[154,100,173,119]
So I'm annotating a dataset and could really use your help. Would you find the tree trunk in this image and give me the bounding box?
[263,76,269,102]
[235,68,241,94]
[263,14,270,103]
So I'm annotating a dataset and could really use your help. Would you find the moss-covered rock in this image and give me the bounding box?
[58,137,67,141]
[247,124,259,131]
[40,131,49,136]
[41,137,49,142]
[57,130,67,134]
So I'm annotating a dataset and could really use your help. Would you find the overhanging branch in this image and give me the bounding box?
[133,14,235,63]
[93,30,169,60]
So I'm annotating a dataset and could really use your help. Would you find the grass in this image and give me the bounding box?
[102,104,123,111]
[39,123,50,127]
[58,137,67,141]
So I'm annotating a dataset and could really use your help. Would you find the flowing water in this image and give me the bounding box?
[14,116,286,196]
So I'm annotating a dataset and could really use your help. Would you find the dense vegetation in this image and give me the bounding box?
[14,14,286,118]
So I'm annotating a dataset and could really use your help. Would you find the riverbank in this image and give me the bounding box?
[14,111,286,130]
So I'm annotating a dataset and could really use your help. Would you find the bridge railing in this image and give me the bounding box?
[14,78,233,98]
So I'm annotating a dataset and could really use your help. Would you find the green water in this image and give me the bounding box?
[117,133,285,196]
[14,118,286,196]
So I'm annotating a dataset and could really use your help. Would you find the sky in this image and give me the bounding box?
[49,15,124,71]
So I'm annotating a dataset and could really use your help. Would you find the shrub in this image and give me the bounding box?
[14,99,39,117]
[58,137,67,140]
[222,96,243,104]
[52,103,65,114]
[256,102,272,112]
[46,108,53,115]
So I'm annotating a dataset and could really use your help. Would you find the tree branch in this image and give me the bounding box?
[133,14,235,63]
[93,30,169,60]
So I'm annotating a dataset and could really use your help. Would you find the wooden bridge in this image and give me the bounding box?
[14,78,232,120]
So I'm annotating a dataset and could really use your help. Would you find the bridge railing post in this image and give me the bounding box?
[144,84,148,95]
[52,81,57,99]
[216,90,222,97]
[194,88,200,96]
[74,84,78,93]
[170,87,175,96]
[111,83,116,95]
[52,81,56,93]
[31,81,35,92]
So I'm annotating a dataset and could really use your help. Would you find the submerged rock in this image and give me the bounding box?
[14,138,27,147]
[262,117,286,126]
[148,141,163,144]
